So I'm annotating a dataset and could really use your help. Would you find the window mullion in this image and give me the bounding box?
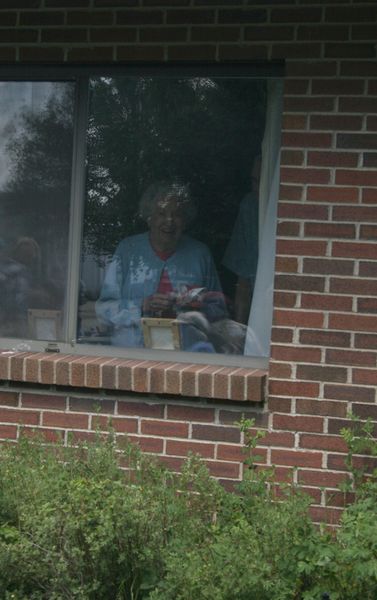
[64,76,89,346]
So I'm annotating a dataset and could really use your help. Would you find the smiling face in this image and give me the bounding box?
[148,196,186,253]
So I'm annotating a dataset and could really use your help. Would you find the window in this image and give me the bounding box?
[0,66,282,368]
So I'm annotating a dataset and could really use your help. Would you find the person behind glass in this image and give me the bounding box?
[96,180,222,347]
[222,155,261,324]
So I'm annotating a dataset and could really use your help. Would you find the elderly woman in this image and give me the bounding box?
[96,181,222,347]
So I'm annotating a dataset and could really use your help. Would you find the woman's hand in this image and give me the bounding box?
[143,292,176,317]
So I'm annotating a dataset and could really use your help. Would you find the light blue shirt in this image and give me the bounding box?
[96,232,221,347]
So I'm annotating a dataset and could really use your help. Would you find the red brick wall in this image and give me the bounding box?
[0,0,376,525]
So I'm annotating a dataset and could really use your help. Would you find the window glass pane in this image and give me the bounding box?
[79,76,273,356]
[0,82,74,340]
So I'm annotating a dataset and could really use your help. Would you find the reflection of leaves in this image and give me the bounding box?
[84,77,266,265]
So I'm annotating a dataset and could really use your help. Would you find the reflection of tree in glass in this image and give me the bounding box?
[2,84,74,293]
[84,76,266,281]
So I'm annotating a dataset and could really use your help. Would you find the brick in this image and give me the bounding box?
[92,415,138,434]
[0,425,17,440]
[325,6,377,22]
[40,354,63,385]
[22,427,64,444]
[218,409,267,428]
[133,361,160,393]
[118,360,145,391]
[218,45,268,61]
[307,149,359,167]
[19,47,64,62]
[192,424,240,443]
[338,134,377,152]
[0,408,39,426]
[192,26,240,42]
[245,25,293,42]
[280,150,305,166]
[286,60,337,78]
[42,412,89,429]
[280,166,331,185]
[351,403,377,421]
[205,460,240,479]
[299,329,351,348]
[298,469,348,488]
[300,433,348,453]
[309,506,344,526]
[340,61,377,78]
[128,435,163,454]
[118,45,164,61]
[355,333,377,350]
[271,7,321,22]
[166,404,215,422]
[304,222,356,239]
[303,258,353,276]
[333,206,377,224]
[271,327,294,344]
[330,313,377,333]
[326,350,377,367]
[281,133,332,149]
[284,97,335,114]
[312,79,364,96]
[339,97,377,113]
[95,0,137,5]
[358,297,377,314]
[90,27,136,43]
[213,367,235,400]
[277,203,329,221]
[282,114,307,130]
[274,274,325,292]
[362,189,377,204]
[269,361,292,379]
[21,393,66,411]
[141,419,189,438]
[0,29,38,43]
[363,152,377,168]
[353,369,377,386]
[270,449,322,469]
[297,25,349,41]
[20,11,64,25]
[267,397,292,413]
[330,277,377,296]
[353,25,377,41]
[181,365,203,397]
[167,439,215,458]
[278,229,336,256]
[300,293,352,312]
[273,414,324,433]
[324,383,375,403]
[166,9,213,24]
[296,398,348,418]
[296,364,347,384]
[140,26,187,42]
[69,397,115,414]
[218,8,266,24]
[279,184,304,202]
[307,186,359,203]
[326,42,376,59]
[333,241,377,260]
[42,28,88,43]
[325,490,355,509]
[117,9,163,24]
[271,345,321,363]
[118,400,164,418]
[274,257,299,274]
[0,391,18,407]
[167,45,215,61]
[66,47,113,62]
[273,290,297,307]
[273,309,324,328]
[268,380,320,398]
[10,353,31,381]
[68,10,114,25]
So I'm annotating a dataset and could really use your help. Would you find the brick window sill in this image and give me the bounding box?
[0,350,267,403]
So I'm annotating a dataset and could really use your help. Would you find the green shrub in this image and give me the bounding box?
[0,415,377,599]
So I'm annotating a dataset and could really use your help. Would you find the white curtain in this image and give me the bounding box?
[244,79,283,357]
